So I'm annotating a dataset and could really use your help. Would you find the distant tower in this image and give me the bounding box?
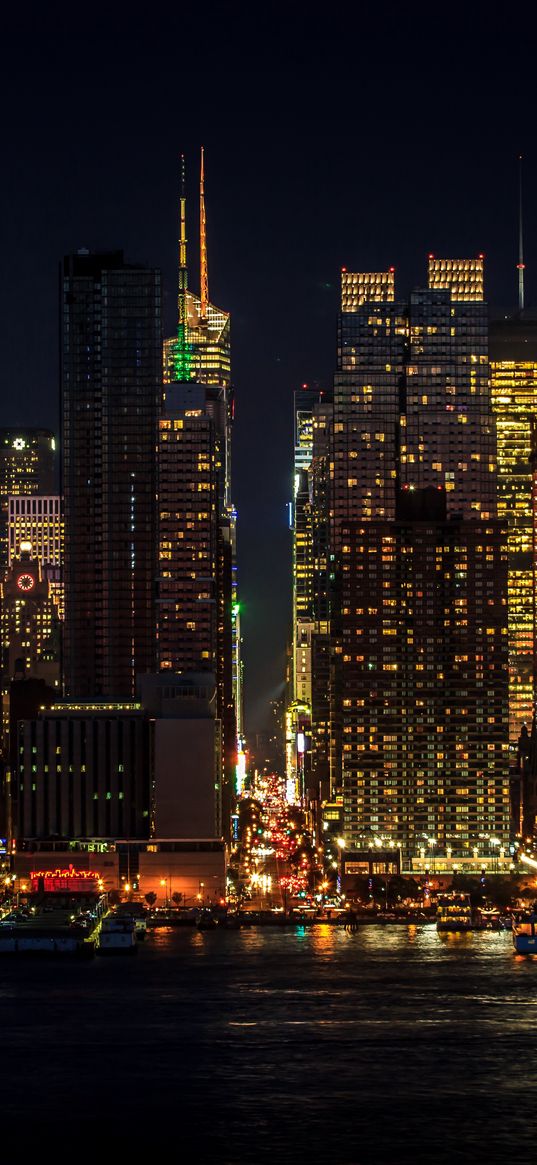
[518,155,525,312]
[175,155,192,382]
[200,146,209,324]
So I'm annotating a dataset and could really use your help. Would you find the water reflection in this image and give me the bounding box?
[1,924,535,1161]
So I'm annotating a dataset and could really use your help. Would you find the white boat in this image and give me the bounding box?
[97,915,137,955]
[115,904,147,940]
[512,912,537,954]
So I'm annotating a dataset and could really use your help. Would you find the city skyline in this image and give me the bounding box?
[3,12,537,1159]
[2,10,537,731]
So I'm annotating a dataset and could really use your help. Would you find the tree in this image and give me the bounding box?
[145,892,157,909]
[386,875,421,905]
[450,874,484,906]
[171,892,183,907]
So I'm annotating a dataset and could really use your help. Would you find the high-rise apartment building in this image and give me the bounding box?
[326,257,510,868]
[61,250,161,700]
[489,314,537,742]
[8,495,64,618]
[0,430,55,569]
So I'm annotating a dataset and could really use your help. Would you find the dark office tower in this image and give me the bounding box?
[0,430,55,568]
[61,250,161,699]
[331,259,510,871]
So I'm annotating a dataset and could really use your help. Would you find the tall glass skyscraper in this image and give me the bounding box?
[61,250,162,699]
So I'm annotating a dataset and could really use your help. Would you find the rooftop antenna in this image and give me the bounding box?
[518,154,525,313]
[175,154,192,381]
[200,146,209,322]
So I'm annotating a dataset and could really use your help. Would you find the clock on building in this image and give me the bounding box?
[17,573,35,592]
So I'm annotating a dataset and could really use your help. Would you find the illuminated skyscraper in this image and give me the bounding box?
[163,297,231,391]
[328,257,510,868]
[287,387,333,800]
[292,387,315,706]
[61,250,161,699]
[0,430,55,569]
[157,154,237,831]
[489,315,537,741]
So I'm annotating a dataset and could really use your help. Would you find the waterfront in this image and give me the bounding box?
[0,925,536,1162]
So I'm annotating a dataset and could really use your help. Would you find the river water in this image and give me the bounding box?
[0,924,535,1163]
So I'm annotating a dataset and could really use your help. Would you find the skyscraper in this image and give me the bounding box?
[61,250,162,700]
[489,314,537,742]
[288,386,333,801]
[0,430,55,569]
[157,154,237,834]
[326,257,510,868]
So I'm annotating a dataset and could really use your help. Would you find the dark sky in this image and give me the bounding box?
[0,5,535,731]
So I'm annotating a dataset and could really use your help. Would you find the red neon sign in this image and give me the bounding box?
[30,866,101,893]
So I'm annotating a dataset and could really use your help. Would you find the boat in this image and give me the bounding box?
[196,910,218,930]
[97,915,138,955]
[436,892,473,932]
[512,911,537,954]
[115,903,147,940]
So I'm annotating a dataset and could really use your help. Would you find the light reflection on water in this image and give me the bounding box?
[0,924,535,1162]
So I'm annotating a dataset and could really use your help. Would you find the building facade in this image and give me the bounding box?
[489,314,537,742]
[16,703,151,841]
[0,430,55,569]
[61,250,161,700]
[1,547,61,736]
[8,495,64,618]
[326,257,510,867]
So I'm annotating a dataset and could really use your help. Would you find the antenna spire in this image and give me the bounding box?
[175,154,192,381]
[518,154,525,313]
[200,146,209,322]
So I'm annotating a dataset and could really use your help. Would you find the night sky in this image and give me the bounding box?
[1,6,535,730]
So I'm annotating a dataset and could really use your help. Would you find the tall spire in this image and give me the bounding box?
[518,154,525,313]
[200,146,209,322]
[175,154,192,381]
